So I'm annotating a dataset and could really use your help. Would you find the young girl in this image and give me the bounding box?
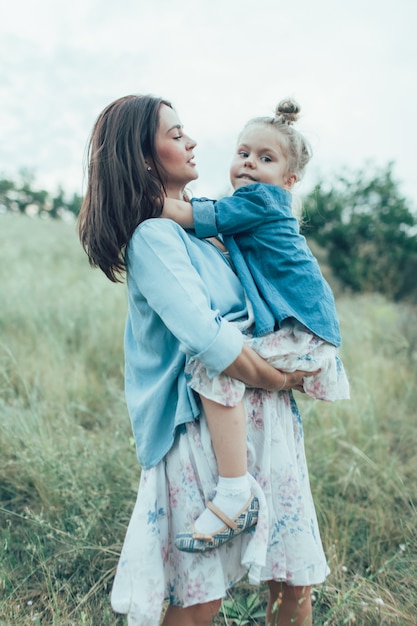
[164,99,350,552]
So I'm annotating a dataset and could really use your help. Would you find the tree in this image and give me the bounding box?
[0,177,16,212]
[65,191,83,218]
[301,163,417,302]
[0,171,82,219]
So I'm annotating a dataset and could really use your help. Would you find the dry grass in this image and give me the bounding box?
[1,214,416,625]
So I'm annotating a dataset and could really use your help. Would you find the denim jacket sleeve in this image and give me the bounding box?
[191,197,219,238]
[192,184,293,237]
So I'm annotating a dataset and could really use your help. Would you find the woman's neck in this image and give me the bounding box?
[165,184,188,201]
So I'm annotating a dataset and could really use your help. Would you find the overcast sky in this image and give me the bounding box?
[1,0,416,206]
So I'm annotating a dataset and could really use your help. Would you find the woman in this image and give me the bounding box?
[78,94,329,626]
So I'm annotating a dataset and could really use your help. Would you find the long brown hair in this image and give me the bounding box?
[78,94,172,282]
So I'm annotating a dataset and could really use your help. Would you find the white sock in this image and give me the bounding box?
[194,474,251,534]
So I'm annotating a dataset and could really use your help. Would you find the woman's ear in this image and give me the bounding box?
[145,156,155,169]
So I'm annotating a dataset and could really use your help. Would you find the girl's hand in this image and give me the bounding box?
[162,198,194,227]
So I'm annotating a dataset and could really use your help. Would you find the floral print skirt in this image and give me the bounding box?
[110,389,329,625]
[187,320,350,405]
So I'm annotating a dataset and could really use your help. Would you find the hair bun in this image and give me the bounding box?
[275,98,300,124]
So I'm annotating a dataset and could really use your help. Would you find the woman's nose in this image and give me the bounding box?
[186,135,197,149]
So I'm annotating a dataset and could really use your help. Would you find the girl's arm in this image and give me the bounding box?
[162,197,194,228]
[162,190,271,234]
[163,186,292,238]
[192,185,293,238]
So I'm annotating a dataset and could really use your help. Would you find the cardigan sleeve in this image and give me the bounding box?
[127,219,244,376]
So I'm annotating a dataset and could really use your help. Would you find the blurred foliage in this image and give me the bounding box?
[0,168,82,220]
[301,162,417,303]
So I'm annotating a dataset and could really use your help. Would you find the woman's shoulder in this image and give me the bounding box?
[136,217,184,236]
[131,218,188,246]
[127,219,200,268]
[127,219,195,277]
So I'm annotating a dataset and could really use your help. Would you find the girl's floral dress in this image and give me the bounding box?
[187,319,350,405]
[111,386,330,625]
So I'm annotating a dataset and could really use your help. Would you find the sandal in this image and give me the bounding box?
[174,494,259,553]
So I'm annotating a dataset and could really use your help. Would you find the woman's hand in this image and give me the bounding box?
[278,369,321,393]
[224,344,320,393]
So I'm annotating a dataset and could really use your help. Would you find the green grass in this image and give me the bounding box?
[1,213,416,625]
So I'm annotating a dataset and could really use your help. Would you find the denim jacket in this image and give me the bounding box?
[192,183,341,346]
[124,219,248,469]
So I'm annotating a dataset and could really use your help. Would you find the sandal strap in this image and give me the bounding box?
[207,501,238,530]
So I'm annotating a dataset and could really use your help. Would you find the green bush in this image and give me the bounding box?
[302,163,417,302]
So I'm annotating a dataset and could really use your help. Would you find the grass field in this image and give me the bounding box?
[1,213,416,625]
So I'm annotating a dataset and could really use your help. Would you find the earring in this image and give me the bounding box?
[147,166,151,172]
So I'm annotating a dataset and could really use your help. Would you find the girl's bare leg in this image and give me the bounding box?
[201,396,247,477]
[162,599,221,625]
[192,396,251,534]
[266,582,312,626]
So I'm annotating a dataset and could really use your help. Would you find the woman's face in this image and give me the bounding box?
[154,104,198,197]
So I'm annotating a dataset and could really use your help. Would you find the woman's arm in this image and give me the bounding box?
[135,219,313,392]
[224,343,319,393]
[128,219,245,375]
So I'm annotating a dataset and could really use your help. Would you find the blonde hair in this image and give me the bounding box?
[242,97,312,181]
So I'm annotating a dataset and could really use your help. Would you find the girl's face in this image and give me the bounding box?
[230,124,296,191]
[154,104,198,198]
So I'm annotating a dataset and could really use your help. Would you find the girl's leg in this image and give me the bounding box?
[162,599,221,625]
[266,582,312,626]
[193,396,251,534]
[201,396,247,477]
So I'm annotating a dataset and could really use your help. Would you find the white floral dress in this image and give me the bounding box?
[110,387,330,625]
[187,319,350,406]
